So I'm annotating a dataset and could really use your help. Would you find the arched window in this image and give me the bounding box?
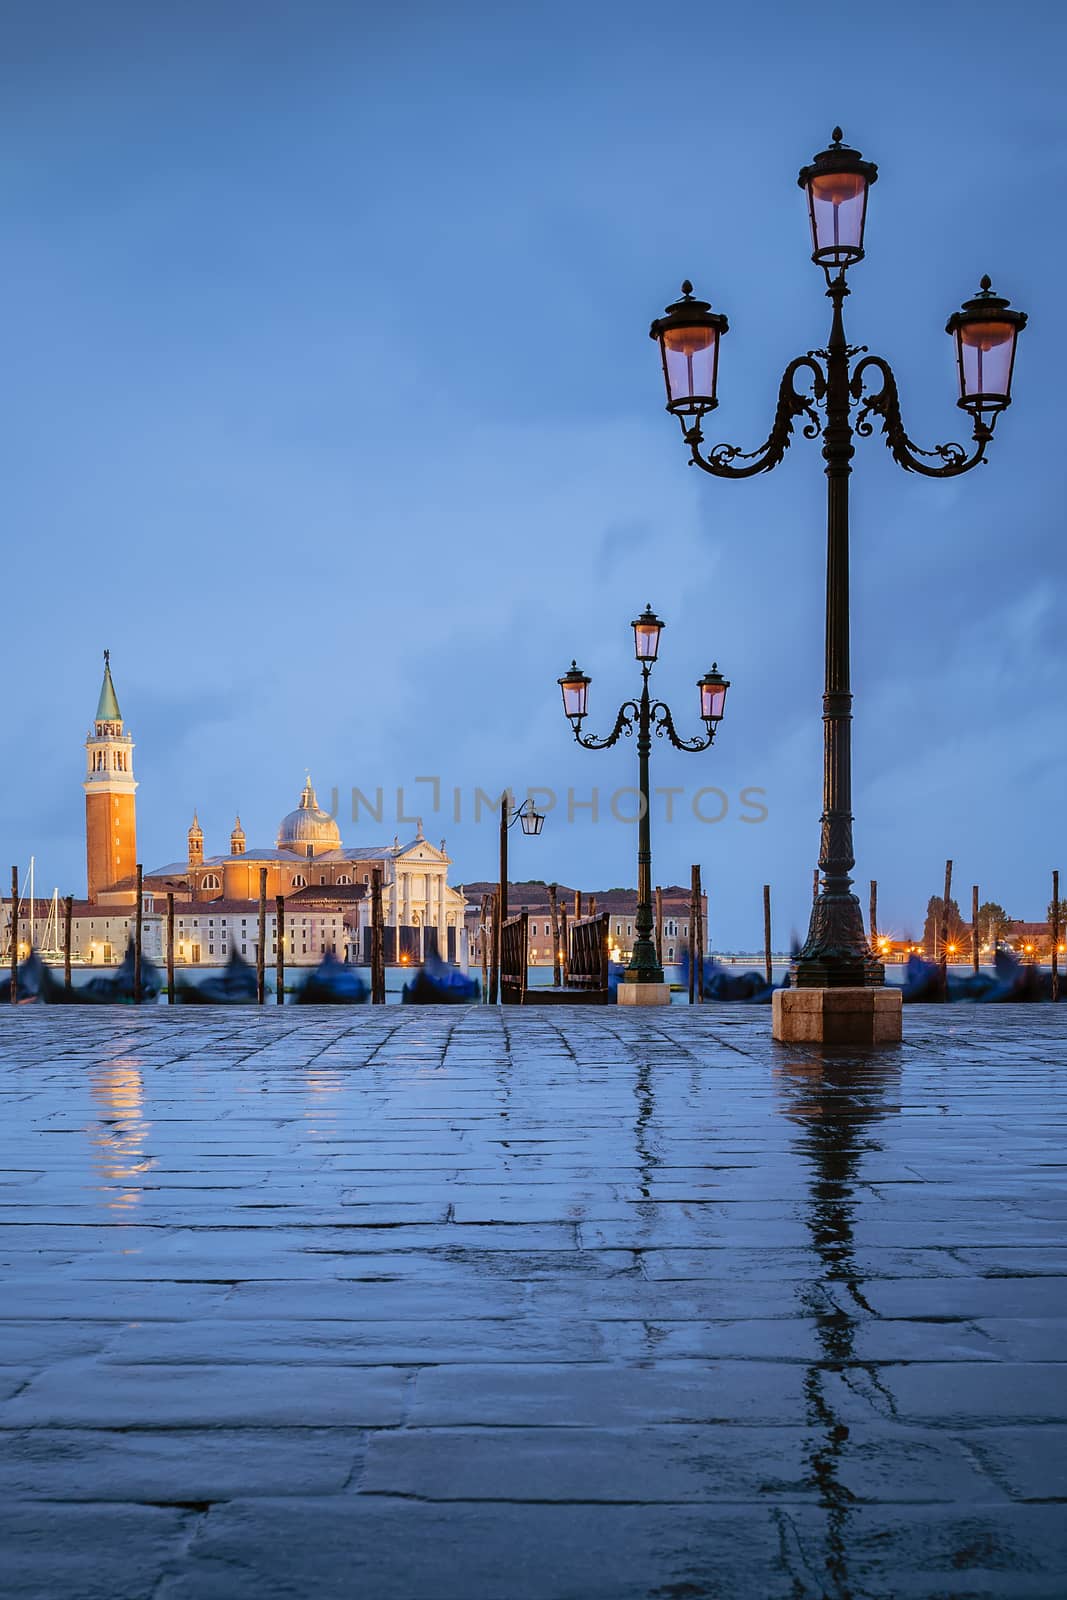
[292,875,307,889]
[201,873,221,891]
[336,875,350,885]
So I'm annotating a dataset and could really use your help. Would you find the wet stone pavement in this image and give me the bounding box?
[0,1007,1065,1600]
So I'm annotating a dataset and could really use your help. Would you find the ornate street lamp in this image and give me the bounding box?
[490,795,545,1004]
[649,285,728,418]
[697,665,729,730]
[632,604,665,661]
[651,129,1026,1007]
[519,805,545,837]
[559,609,728,1000]
[558,662,591,726]
[946,276,1027,425]
[798,127,877,270]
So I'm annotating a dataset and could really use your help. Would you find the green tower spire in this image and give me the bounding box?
[95,649,122,722]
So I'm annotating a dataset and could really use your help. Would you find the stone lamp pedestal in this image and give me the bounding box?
[617,980,672,1007]
[773,986,902,1045]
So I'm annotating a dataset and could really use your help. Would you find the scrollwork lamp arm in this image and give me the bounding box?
[851,354,991,478]
[686,355,826,478]
[572,701,640,751]
[504,797,538,830]
[650,702,714,753]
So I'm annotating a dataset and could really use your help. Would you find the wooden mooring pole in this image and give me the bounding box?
[972,884,980,976]
[275,895,285,1005]
[1052,870,1061,1005]
[869,880,878,947]
[10,866,18,1003]
[688,866,698,1004]
[939,859,953,999]
[166,892,175,1003]
[371,868,385,1004]
[694,867,704,1002]
[548,883,560,988]
[480,893,490,999]
[63,894,73,993]
[257,870,267,1004]
[489,885,501,1006]
[134,865,144,1002]
[763,884,772,987]
[654,885,663,969]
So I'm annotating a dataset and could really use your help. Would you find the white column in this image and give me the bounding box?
[438,873,447,959]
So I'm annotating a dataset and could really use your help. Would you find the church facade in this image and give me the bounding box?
[84,656,468,963]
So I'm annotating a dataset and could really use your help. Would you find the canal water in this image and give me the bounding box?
[57,959,1000,1004]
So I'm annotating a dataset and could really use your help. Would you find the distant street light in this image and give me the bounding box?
[559,606,728,997]
[651,128,1026,993]
[490,796,544,1004]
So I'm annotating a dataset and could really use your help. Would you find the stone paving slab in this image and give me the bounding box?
[0,1004,1065,1598]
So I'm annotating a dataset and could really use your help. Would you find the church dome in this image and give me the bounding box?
[276,776,341,854]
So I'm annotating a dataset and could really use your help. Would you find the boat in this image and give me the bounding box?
[294,953,369,1004]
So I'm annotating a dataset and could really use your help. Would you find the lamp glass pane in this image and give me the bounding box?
[561,679,588,719]
[701,681,728,722]
[957,319,1016,402]
[661,323,718,409]
[633,620,661,661]
[809,170,867,261]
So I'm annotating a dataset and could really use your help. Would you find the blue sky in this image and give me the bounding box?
[2,0,1064,947]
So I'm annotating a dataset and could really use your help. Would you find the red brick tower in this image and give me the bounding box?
[84,651,138,901]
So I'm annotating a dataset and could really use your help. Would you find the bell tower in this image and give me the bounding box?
[83,651,138,901]
[188,811,204,866]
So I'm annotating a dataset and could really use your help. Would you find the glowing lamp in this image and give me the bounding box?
[797,128,878,270]
[632,605,665,662]
[946,277,1027,421]
[520,807,545,837]
[558,661,591,724]
[650,282,728,417]
[698,664,730,728]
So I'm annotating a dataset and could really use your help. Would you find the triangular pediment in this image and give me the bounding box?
[395,838,449,863]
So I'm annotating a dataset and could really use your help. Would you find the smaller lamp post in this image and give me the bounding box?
[490,795,544,1004]
[559,607,728,1003]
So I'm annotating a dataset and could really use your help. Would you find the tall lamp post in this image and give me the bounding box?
[490,795,544,1004]
[558,607,728,1006]
[650,129,1026,1040]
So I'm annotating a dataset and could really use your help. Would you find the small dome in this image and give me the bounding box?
[276,776,341,854]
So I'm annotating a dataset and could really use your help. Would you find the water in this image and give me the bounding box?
[50,959,1011,1005]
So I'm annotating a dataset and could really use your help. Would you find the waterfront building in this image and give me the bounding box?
[75,654,467,964]
[1,893,350,968]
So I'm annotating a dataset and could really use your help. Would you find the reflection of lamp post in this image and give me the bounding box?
[652,130,1026,1040]
[490,796,544,1005]
[775,1053,901,1591]
[559,607,728,1004]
